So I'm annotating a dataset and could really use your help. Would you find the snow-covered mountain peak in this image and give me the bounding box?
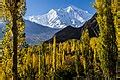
[28,6,92,28]
[48,9,57,14]
[65,6,74,12]
[65,6,87,13]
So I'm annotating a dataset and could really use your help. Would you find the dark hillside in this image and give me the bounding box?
[45,13,99,43]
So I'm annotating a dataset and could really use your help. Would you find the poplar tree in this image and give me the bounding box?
[62,43,65,65]
[81,28,90,77]
[52,36,56,73]
[90,38,102,78]
[3,0,26,79]
[95,0,117,78]
[74,40,80,78]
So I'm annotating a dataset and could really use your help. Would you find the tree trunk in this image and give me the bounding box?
[12,11,18,80]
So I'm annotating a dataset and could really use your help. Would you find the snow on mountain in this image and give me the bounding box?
[28,6,92,28]
[0,6,92,44]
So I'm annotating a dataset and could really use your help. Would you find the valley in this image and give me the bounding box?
[1,0,120,79]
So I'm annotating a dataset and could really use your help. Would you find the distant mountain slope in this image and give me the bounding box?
[0,22,5,39]
[45,13,99,43]
[0,20,60,44]
[28,6,92,28]
[25,20,60,44]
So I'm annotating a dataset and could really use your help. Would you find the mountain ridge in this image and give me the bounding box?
[0,20,60,44]
[28,6,92,29]
[44,13,99,43]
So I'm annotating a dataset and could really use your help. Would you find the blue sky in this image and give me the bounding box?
[25,0,96,17]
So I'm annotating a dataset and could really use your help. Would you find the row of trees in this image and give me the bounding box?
[1,0,118,80]
[2,29,117,79]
